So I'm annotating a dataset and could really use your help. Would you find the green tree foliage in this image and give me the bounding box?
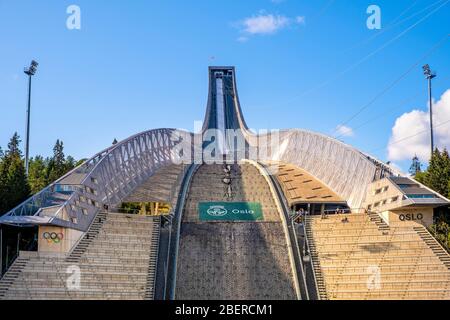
[448,179,450,199]
[0,133,30,214]
[0,135,78,214]
[409,155,422,176]
[430,213,450,250]
[5,155,30,211]
[28,156,48,194]
[414,149,450,198]
[66,156,75,171]
[415,149,450,251]
[75,159,87,167]
[423,149,450,197]
[7,132,21,156]
[43,140,77,184]
[414,171,427,184]
[47,140,66,183]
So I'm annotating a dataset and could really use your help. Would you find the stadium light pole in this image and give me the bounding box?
[423,64,436,159]
[23,60,38,176]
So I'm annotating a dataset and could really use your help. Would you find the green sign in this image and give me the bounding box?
[199,202,264,221]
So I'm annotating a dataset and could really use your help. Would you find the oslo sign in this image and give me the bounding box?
[199,202,263,221]
[399,213,423,221]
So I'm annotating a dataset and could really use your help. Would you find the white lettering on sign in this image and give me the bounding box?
[232,209,255,215]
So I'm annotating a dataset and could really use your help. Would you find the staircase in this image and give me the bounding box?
[305,213,450,299]
[368,211,390,232]
[414,226,450,270]
[66,211,107,263]
[145,217,161,299]
[0,257,29,299]
[304,216,328,300]
[0,212,161,300]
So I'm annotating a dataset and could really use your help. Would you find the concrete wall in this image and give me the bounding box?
[38,226,83,254]
[387,208,434,228]
[364,177,404,213]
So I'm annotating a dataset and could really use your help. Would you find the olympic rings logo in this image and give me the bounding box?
[43,232,64,244]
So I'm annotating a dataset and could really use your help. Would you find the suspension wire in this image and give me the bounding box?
[278,0,450,107]
[341,0,441,54]
[334,92,421,139]
[334,74,450,140]
[332,35,449,136]
[309,0,335,23]
[369,117,450,153]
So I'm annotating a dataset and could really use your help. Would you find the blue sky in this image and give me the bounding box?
[0,0,449,172]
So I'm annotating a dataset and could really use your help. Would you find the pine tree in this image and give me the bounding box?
[448,179,450,199]
[7,132,22,157]
[0,133,30,214]
[5,156,30,210]
[53,140,65,169]
[65,155,76,172]
[28,156,48,194]
[47,140,66,183]
[75,159,87,167]
[425,148,450,197]
[409,155,422,176]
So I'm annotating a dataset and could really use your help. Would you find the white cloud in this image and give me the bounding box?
[295,16,306,24]
[388,162,403,173]
[237,36,249,43]
[242,14,290,35]
[236,12,305,40]
[388,89,450,162]
[335,124,354,137]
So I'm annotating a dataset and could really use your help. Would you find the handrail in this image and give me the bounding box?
[302,216,322,300]
[2,183,84,218]
[150,215,162,300]
[66,210,105,257]
[1,128,191,234]
[1,237,36,279]
[167,163,199,300]
[247,159,305,300]
[424,225,450,254]
[0,148,102,218]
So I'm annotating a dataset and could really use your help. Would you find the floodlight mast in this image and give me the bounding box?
[23,60,38,176]
[423,64,436,160]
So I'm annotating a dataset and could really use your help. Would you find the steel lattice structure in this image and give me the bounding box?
[0,128,192,231]
[258,129,397,209]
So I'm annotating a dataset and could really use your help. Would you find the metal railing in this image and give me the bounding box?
[166,164,198,300]
[251,160,306,300]
[302,217,323,300]
[428,225,450,253]
[1,129,193,233]
[1,236,37,279]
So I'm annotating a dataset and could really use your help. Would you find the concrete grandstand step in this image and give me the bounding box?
[306,213,450,300]
[1,212,161,300]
